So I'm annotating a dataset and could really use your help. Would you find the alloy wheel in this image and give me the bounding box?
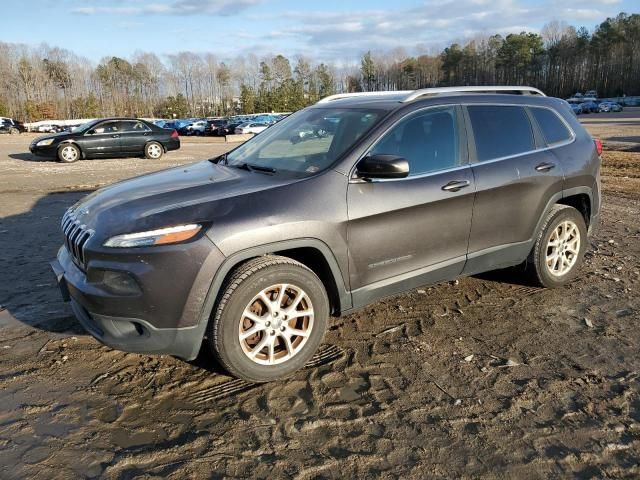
[238,284,314,365]
[545,220,581,276]
[147,144,162,158]
[60,145,78,162]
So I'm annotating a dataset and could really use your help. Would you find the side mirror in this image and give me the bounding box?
[356,154,409,180]
[86,129,95,135]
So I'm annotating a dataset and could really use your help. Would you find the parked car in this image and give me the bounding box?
[598,101,623,113]
[30,118,180,163]
[570,103,584,115]
[186,120,207,135]
[235,122,269,135]
[216,122,242,136]
[204,119,227,136]
[579,101,599,113]
[51,86,601,382]
[0,118,25,134]
[177,123,194,136]
[36,123,62,133]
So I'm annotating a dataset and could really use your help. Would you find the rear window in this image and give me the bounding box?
[530,107,572,145]
[467,105,534,162]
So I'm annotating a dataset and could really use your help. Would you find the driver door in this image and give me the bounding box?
[81,120,122,157]
[346,106,475,306]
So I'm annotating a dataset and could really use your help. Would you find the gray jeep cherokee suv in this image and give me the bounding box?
[51,86,601,382]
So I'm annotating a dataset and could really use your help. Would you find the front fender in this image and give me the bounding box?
[182,238,351,361]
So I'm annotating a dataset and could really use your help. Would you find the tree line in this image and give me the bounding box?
[0,12,637,122]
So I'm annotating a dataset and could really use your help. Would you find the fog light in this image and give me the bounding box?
[102,270,141,296]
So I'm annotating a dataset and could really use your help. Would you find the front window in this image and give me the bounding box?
[73,120,101,133]
[223,107,384,175]
[369,106,460,176]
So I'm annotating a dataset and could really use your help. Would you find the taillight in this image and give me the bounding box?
[594,138,603,156]
[171,129,179,139]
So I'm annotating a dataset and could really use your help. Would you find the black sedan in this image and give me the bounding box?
[29,118,180,163]
[0,119,26,134]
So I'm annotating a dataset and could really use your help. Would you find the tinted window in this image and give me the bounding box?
[530,107,572,145]
[117,121,150,132]
[467,105,534,162]
[91,121,120,134]
[370,106,459,176]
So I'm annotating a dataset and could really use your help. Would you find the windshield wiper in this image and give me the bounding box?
[233,163,276,174]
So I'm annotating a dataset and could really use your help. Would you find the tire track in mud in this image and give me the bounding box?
[190,344,346,404]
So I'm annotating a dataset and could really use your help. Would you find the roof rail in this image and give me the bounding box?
[316,91,413,104]
[316,86,545,105]
[401,86,545,102]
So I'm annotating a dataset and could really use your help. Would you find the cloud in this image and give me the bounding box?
[72,0,260,16]
[257,0,624,61]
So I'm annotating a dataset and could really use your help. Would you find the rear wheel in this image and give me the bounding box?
[208,255,329,382]
[527,205,587,288]
[145,141,163,159]
[57,144,80,163]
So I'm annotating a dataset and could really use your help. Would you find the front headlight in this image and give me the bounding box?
[36,138,55,146]
[104,224,202,248]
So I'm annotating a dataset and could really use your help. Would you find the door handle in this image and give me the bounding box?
[111,134,120,138]
[442,180,470,192]
[535,162,555,172]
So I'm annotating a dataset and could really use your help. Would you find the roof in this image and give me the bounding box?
[316,86,545,107]
[314,85,553,111]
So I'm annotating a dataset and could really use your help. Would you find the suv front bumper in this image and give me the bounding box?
[51,238,225,360]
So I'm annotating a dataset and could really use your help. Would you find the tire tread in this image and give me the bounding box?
[528,204,585,287]
[208,255,316,381]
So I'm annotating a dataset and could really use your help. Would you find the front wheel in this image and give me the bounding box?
[527,205,588,288]
[57,144,80,163]
[8,127,19,135]
[208,255,329,382]
[145,141,164,159]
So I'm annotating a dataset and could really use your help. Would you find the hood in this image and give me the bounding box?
[32,131,73,143]
[70,160,293,239]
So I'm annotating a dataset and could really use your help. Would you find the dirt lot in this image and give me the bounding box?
[1,112,639,479]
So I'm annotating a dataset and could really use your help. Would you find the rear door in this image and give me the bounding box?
[80,120,122,157]
[118,120,153,155]
[347,105,475,306]
[462,104,565,274]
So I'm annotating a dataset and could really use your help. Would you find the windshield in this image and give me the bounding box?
[73,120,101,133]
[223,107,384,175]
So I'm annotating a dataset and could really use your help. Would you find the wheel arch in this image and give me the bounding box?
[210,240,349,317]
[183,239,351,361]
[557,191,591,227]
[532,187,593,243]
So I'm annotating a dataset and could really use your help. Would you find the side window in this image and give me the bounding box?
[370,106,460,176]
[92,121,119,134]
[118,120,149,132]
[530,107,572,145]
[467,105,534,162]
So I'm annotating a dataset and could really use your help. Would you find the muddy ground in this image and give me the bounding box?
[1,112,639,479]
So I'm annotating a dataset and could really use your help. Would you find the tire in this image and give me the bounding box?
[527,205,588,288]
[57,143,81,163]
[208,255,329,382]
[145,141,164,160]
[8,127,19,135]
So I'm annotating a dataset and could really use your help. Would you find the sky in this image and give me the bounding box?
[1,0,636,63]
